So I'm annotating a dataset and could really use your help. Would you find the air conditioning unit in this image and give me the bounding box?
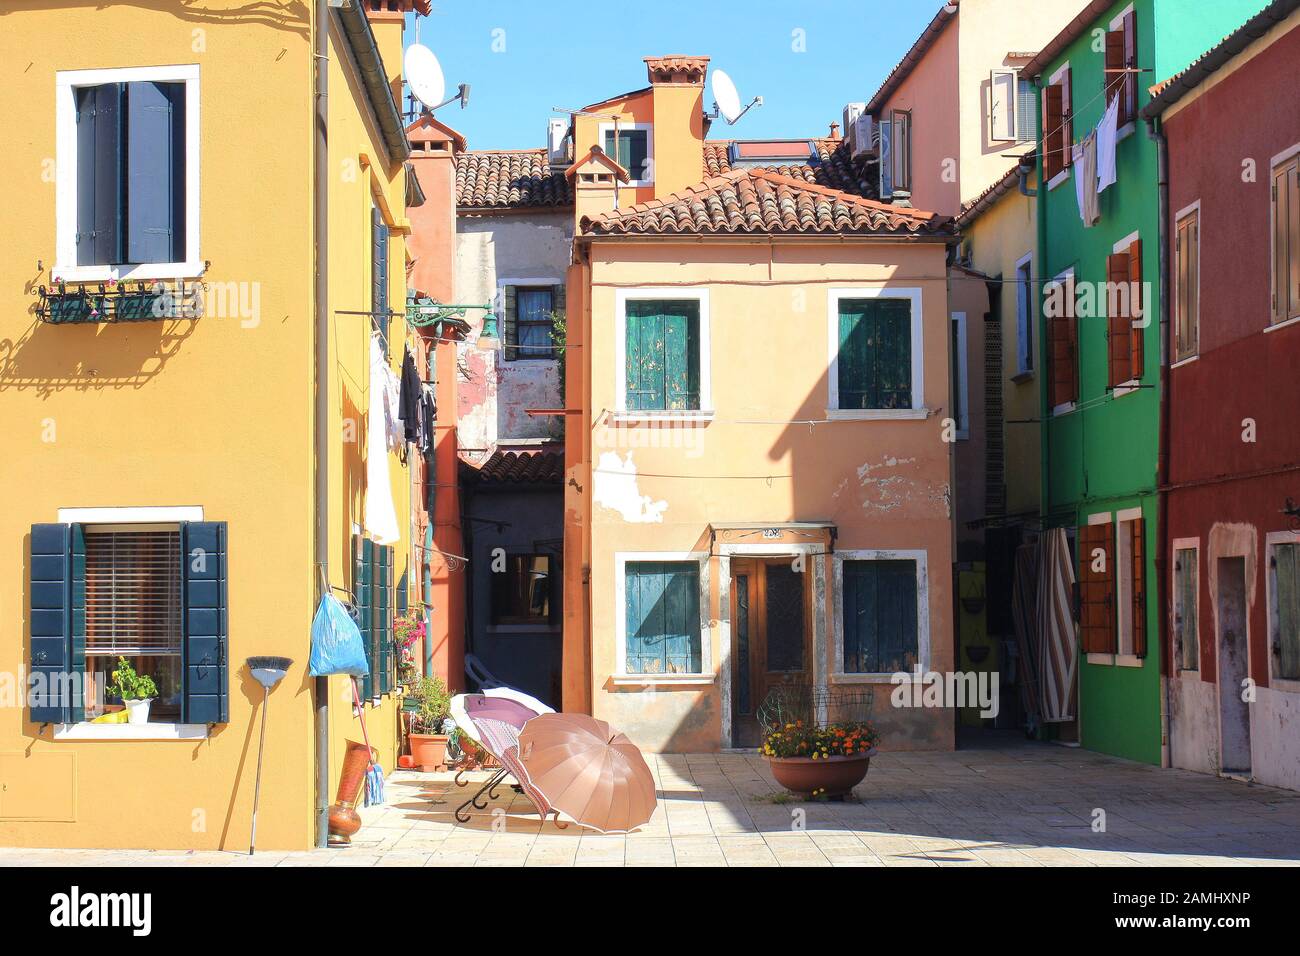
[852,114,876,159]
[842,102,865,145]
[547,118,570,167]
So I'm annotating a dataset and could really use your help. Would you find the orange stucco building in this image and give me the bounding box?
[560,57,961,751]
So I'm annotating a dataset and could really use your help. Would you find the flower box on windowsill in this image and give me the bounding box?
[38,281,191,324]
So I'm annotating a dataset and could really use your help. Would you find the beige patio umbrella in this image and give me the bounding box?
[517,713,657,834]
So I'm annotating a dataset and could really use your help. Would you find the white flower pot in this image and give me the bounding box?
[124,698,152,726]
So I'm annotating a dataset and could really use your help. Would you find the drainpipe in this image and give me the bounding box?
[1034,76,1050,528]
[1149,114,1173,769]
[313,0,331,848]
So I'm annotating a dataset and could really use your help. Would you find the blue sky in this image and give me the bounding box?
[403,1,940,150]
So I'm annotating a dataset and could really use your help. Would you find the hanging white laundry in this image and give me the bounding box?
[380,351,404,452]
[1096,95,1119,194]
[365,335,401,545]
[1073,132,1100,227]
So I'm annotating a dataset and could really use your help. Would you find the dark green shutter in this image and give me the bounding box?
[76,84,124,267]
[502,285,518,361]
[843,560,917,673]
[355,535,374,699]
[1277,544,1300,680]
[378,544,393,694]
[625,562,700,674]
[838,299,912,409]
[29,523,82,724]
[181,521,228,724]
[626,301,699,411]
[125,81,185,264]
[372,207,390,356]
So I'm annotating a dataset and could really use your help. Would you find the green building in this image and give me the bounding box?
[1024,0,1269,764]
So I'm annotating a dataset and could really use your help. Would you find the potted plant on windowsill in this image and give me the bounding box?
[106,657,159,726]
[405,676,451,771]
[761,720,880,799]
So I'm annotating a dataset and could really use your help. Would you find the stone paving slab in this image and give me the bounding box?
[2,739,1298,867]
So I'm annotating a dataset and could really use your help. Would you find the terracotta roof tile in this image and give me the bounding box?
[579,168,954,238]
[644,55,710,83]
[466,448,565,484]
[703,138,875,197]
[456,149,573,210]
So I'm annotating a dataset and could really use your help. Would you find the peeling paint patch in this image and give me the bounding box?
[594,452,668,523]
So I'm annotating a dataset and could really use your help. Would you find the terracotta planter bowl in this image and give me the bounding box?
[767,748,877,798]
[408,733,449,772]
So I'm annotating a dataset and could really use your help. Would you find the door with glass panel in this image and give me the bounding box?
[729,558,808,748]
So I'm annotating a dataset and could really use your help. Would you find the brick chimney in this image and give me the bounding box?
[642,55,708,199]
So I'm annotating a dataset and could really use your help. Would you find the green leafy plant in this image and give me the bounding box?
[106,657,159,702]
[407,675,451,735]
[548,309,567,438]
[761,720,879,759]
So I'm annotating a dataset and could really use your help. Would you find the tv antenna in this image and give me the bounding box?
[708,69,762,125]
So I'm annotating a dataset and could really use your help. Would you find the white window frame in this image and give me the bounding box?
[1172,200,1201,367]
[1113,507,1143,667]
[50,504,209,740]
[831,549,930,683]
[1111,230,1143,397]
[1046,62,1071,192]
[1014,252,1035,378]
[1265,530,1300,693]
[1171,537,1200,677]
[950,311,969,439]
[598,122,654,187]
[55,64,203,283]
[1047,266,1076,415]
[826,286,927,419]
[497,276,563,363]
[613,287,712,422]
[1266,141,1300,331]
[989,69,1018,143]
[612,551,712,685]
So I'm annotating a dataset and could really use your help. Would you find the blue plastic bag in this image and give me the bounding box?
[308,593,370,677]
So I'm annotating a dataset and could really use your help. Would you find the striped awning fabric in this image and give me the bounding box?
[1036,527,1078,722]
[85,530,183,657]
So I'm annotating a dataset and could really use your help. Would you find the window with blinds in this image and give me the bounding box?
[84,528,184,719]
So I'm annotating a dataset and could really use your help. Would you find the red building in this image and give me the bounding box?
[1144,0,1300,790]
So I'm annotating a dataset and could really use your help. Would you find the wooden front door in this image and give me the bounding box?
[730,558,809,748]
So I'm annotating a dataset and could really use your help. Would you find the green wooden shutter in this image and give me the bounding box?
[626,301,699,411]
[355,535,374,699]
[29,523,81,724]
[181,521,228,724]
[502,285,518,361]
[378,544,393,694]
[125,81,185,264]
[1276,544,1300,680]
[625,562,700,674]
[76,84,124,267]
[372,206,390,356]
[842,560,917,673]
[838,299,912,410]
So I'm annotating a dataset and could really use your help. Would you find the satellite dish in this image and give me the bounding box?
[405,44,445,111]
[711,70,743,124]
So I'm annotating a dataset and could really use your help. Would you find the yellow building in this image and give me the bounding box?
[0,0,430,850]
[561,57,960,751]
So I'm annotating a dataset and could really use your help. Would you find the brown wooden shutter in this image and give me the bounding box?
[1106,251,1131,388]
[1078,523,1117,654]
[1050,274,1078,407]
[1043,83,1064,181]
[1122,11,1139,126]
[1062,70,1073,169]
[1128,238,1144,380]
[1129,517,1146,657]
[1104,29,1125,108]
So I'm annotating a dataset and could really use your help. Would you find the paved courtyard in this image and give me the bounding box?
[4,737,1300,866]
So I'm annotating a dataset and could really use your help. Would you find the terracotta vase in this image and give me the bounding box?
[766,748,877,798]
[328,740,371,844]
[408,733,449,772]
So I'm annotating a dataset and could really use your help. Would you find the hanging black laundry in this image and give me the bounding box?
[399,346,422,444]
